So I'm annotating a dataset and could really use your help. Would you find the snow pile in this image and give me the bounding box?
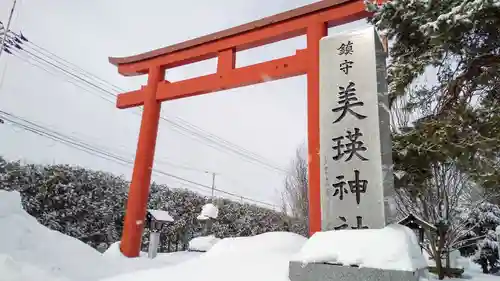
[103,242,149,259]
[103,242,200,271]
[293,224,427,271]
[197,203,218,220]
[0,190,115,281]
[203,231,307,258]
[100,232,307,281]
[0,190,202,281]
[188,235,221,252]
[0,254,69,281]
[424,249,467,269]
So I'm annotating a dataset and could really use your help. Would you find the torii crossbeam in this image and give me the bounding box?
[109,0,373,257]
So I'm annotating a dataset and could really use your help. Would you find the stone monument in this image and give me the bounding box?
[289,26,425,281]
[319,25,395,231]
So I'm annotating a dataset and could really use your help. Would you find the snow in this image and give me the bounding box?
[397,213,437,231]
[203,231,306,258]
[423,249,468,270]
[2,190,497,281]
[100,232,307,281]
[496,225,500,234]
[293,224,427,271]
[0,190,200,281]
[188,235,221,252]
[196,203,218,220]
[0,254,69,281]
[148,209,174,222]
[0,190,115,281]
[103,242,201,271]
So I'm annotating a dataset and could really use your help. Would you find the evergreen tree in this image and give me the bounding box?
[0,157,306,253]
[459,202,500,273]
[367,0,500,278]
[473,230,499,273]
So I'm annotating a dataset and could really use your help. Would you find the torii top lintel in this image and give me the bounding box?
[109,0,371,108]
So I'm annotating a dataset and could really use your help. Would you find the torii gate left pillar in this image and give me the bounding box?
[109,0,372,257]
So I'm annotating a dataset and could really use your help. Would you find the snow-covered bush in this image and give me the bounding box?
[458,202,500,273]
[0,157,306,252]
[473,230,499,273]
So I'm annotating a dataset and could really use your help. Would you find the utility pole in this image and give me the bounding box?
[210,172,216,200]
[0,0,18,58]
[496,225,500,259]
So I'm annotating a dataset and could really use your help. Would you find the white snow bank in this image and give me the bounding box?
[100,232,306,281]
[293,224,427,271]
[424,249,467,269]
[103,241,200,271]
[188,235,221,252]
[0,190,200,281]
[197,203,218,220]
[0,254,70,281]
[148,209,174,222]
[101,251,292,281]
[203,231,307,258]
[0,190,114,281]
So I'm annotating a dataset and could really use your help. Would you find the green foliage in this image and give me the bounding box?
[0,158,306,252]
[367,0,500,193]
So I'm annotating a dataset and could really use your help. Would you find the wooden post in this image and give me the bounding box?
[120,66,164,257]
[306,22,327,236]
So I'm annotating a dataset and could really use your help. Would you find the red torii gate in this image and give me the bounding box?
[109,0,375,257]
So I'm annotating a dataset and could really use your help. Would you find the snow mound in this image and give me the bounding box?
[0,254,70,281]
[0,190,114,281]
[103,242,200,271]
[197,203,218,220]
[100,232,306,281]
[188,235,221,252]
[424,249,466,269]
[203,231,307,258]
[293,224,427,271]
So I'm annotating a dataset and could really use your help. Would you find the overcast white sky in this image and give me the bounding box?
[0,0,369,209]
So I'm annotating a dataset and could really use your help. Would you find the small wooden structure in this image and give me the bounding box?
[398,214,437,251]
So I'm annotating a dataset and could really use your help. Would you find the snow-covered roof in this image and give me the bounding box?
[292,224,428,271]
[147,209,174,222]
[397,214,437,231]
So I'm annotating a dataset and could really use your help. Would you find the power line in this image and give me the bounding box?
[0,110,279,209]
[2,53,216,174]
[0,30,288,174]
[0,0,17,58]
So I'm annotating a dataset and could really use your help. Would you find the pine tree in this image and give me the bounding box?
[368,0,500,192]
[367,1,500,278]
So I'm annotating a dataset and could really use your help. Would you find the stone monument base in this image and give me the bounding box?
[289,261,426,281]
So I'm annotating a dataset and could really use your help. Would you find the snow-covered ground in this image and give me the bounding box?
[0,190,497,281]
[0,190,200,281]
